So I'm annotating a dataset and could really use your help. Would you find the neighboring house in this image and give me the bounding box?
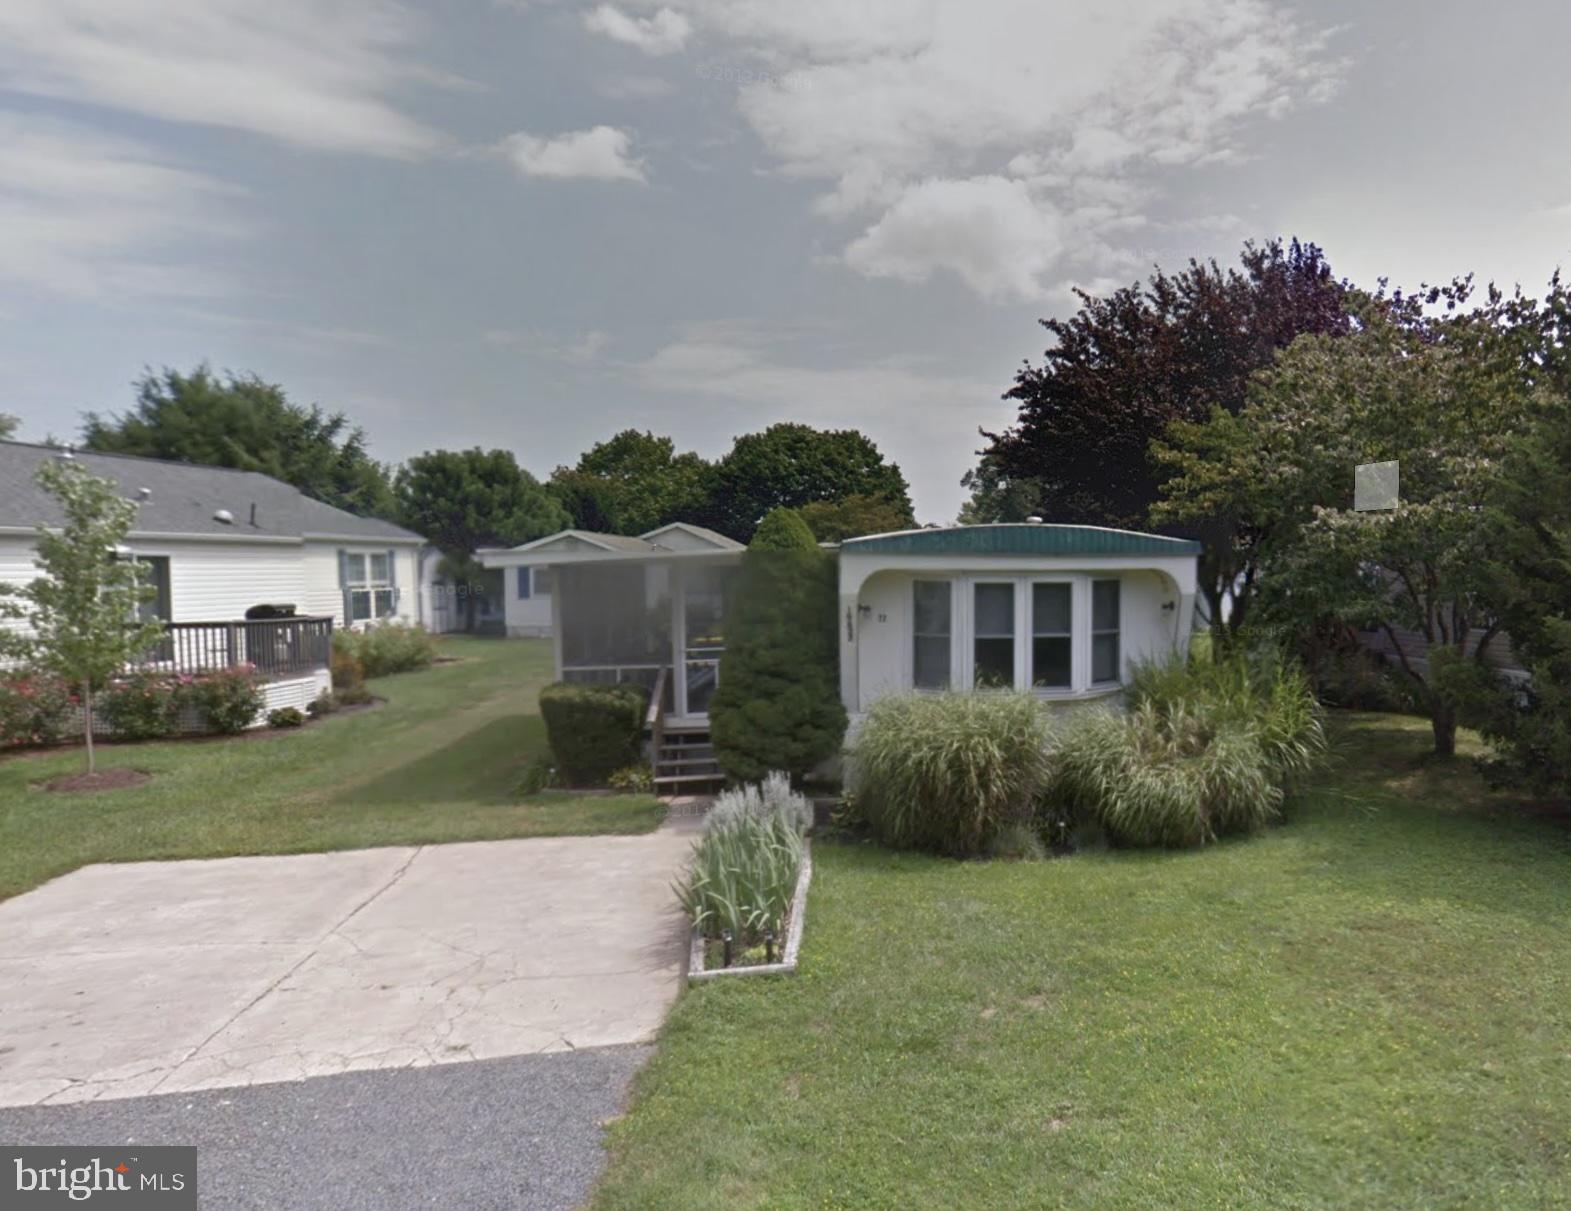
[1,441,425,712]
[482,521,1200,787]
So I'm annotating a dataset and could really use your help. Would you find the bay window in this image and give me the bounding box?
[907,573,1126,696]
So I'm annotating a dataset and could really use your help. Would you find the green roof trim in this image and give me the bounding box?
[840,524,1202,558]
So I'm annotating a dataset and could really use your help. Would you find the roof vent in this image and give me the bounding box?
[213,508,235,525]
[1025,515,1044,524]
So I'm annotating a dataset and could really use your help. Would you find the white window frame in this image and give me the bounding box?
[345,552,395,622]
[910,573,1124,697]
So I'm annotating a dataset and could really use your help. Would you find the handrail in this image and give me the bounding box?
[145,616,334,682]
[646,666,668,784]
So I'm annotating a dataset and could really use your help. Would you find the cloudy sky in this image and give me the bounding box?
[1,1,1568,521]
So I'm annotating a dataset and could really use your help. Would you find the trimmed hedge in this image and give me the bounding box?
[538,681,648,786]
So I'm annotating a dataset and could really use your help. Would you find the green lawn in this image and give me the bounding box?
[594,713,1571,1210]
[0,637,662,900]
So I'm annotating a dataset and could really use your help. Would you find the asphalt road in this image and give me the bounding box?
[0,1047,651,1210]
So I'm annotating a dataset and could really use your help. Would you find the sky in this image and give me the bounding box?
[1,1,1568,524]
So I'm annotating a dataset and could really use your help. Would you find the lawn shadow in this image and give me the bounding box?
[1290,712,1571,926]
[334,713,546,808]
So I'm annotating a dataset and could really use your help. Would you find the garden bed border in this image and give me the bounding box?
[688,840,813,981]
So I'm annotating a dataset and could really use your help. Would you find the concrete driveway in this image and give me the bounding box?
[0,829,696,1108]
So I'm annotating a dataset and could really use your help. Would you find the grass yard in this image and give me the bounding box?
[594,713,1571,1210]
[0,637,662,900]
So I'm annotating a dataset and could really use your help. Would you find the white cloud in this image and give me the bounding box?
[610,0,1342,298]
[499,126,648,182]
[0,0,443,156]
[844,176,1065,301]
[583,5,691,56]
[0,116,244,299]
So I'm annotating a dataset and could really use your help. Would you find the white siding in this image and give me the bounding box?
[850,567,1188,714]
[301,541,420,629]
[0,535,38,650]
[503,565,554,637]
[128,540,306,621]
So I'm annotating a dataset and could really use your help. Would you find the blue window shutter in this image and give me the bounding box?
[517,567,531,599]
[338,549,352,624]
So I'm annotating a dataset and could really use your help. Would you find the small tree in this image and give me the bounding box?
[0,458,163,772]
[710,508,847,782]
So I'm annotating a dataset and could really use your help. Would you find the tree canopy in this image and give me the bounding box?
[82,367,396,519]
[703,423,912,542]
[548,429,709,535]
[395,448,569,556]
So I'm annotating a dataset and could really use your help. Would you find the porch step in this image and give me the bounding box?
[652,724,723,791]
[654,771,725,787]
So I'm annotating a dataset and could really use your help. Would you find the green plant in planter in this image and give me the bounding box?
[101,670,182,741]
[186,665,266,734]
[677,812,804,945]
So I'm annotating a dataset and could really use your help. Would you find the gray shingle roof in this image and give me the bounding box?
[0,441,421,543]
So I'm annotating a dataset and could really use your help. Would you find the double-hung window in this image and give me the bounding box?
[912,580,952,689]
[345,552,395,622]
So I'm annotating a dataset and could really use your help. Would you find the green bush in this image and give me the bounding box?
[330,644,366,693]
[848,691,1054,857]
[185,666,265,734]
[538,681,647,785]
[306,690,338,718]
[268,706,306,728]
[513,754,559,797]
[711,507,847,782]
[101,671,182,741]
[333,624,436,679]
[0,673,74,748]
[1054,651,1325,847]
[608,764,655,794]
[678,810,805,944]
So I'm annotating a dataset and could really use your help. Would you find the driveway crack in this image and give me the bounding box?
[144,846,427,1094]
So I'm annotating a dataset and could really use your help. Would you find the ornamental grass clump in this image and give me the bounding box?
[848,691,1054,857]
[1054,650,1325,847]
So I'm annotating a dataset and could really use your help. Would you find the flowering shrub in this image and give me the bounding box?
[101,670,183,741]
[185,665,265,734]
[0,673,75,748]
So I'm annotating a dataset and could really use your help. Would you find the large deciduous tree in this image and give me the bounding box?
[395,449,569,631]
[709,507,847,782]
[83,366,396,519]
[1162,289,1534,756]
[548,430,710,535]
[703,423,913,542]
[974,239,1350,625]
[797,493,915,543]
[0,458,164,774]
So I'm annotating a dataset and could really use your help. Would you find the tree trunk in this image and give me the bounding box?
[1430,702,1457,759]
[83,686,96,774]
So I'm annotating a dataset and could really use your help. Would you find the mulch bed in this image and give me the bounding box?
[43,768,151,793]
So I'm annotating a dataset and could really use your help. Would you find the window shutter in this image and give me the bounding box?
[387,548,399,615]
[517,567,531,600]
[338,549,352,625]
